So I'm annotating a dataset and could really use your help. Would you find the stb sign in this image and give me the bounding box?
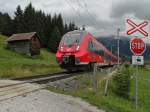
[132,56,144,65]
[130,38,146,56]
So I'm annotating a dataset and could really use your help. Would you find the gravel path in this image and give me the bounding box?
[0,89,105,112]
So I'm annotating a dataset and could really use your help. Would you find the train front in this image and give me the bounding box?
[56,31,85,70]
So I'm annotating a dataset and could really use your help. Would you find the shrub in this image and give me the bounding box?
[113,65,132,98]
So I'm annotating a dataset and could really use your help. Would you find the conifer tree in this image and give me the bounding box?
[47,26,61,53]
[14,5,24,33]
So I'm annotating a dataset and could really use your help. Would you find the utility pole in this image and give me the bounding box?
[117,28,120,66]
[110,45,113,61]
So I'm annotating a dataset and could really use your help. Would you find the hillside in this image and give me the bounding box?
[97,36,150,64]
[0,35,62,78]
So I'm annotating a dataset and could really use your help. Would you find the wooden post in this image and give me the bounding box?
[93,63,98,92]
[104,79,109,96]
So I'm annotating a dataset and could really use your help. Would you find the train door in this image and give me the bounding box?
[88,40,97,62]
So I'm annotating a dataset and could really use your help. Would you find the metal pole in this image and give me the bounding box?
[111,46,112,61]
[135,65,138,109]
[111,46,112,53]
[117,28,120,66]
[117,39,120,65]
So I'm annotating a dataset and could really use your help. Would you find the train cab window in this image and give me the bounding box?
[62,33,83,46]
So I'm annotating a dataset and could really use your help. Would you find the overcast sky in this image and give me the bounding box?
[0,0,150,37]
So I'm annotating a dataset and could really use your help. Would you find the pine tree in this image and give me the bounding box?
[113,65,131,98]
[69,22,74,31]
[0,13,13,35]
[14,5,24,33]
[47,27,61,53]
[34,10,46,46]
[64,23,68,33]
[0,12,3,33]
[23,3,36,32]
[51,14,57,28]
[57,14,64,35]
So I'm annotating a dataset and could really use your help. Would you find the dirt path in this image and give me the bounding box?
[0,89,105,112]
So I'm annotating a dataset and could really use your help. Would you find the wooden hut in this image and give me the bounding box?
[7,32,41,56]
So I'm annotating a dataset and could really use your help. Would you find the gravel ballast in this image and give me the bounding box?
[0,89,105,112]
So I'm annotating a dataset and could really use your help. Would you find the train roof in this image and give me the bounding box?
[66,30,88,35]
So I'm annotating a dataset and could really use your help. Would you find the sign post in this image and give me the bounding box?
[135,65,138,109]
[115,28,120,67]
[126,18,148,109]
[117,28,120,66]
[130,38,146,109]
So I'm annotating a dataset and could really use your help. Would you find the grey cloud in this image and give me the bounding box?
[111,0,150,20]
[63,10,116,32]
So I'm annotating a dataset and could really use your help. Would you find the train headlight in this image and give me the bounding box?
[60,47,63,51]
[76,45,80,51]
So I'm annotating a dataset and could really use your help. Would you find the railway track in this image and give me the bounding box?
[11,71,78,81]
[0,66,116,102]
[0,71,81,101]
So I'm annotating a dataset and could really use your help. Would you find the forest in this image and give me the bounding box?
[0,3,79,52]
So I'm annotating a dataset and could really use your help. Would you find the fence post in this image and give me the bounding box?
[104,79,109,96]
[93,63,98,92]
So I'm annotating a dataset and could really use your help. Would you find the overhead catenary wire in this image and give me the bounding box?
[64,0,85,26]
[75,0,98,26]
[64,0,102,36]
[65,0,82,18]
[74,0,103,36]
[64,0,96,28]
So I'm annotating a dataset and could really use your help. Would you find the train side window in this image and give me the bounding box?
[106,54,111,60]
[97,50,104,56]
[88,41,94,51]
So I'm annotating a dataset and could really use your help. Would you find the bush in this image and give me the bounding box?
[113,65,132,98]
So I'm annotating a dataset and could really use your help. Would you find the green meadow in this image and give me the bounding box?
[0,35,62,78]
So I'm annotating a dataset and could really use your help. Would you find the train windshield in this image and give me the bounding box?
[62,33,83,46]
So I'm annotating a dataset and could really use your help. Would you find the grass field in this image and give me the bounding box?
[49,67,150,112]
[0,35,63,78]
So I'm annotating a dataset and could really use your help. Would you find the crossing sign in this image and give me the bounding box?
[126,18,149,37]
[130,38,146,56]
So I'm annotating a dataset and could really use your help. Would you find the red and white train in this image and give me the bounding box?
[56,30,119,71]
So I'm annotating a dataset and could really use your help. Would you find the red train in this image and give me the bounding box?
[56,30,119,71]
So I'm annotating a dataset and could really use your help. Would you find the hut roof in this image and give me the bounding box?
[7,32,37,42]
